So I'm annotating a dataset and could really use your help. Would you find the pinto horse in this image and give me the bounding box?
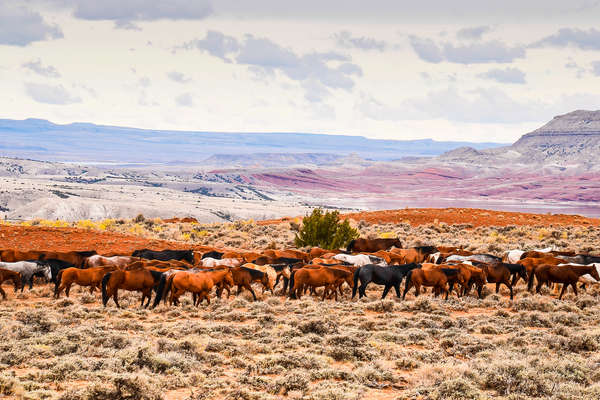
[55,266,118,298]
[352,263,421,299]
[528,264,600,300]
[101,268,164,308]
[0,268,21,299]
[347,238,402,253]
[84,255,137,268]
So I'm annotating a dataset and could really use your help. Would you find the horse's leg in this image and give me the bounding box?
[495,282,500,294]
[381,285,391,299]
[246,284,257,301]
[535,280,543,294]
[113,290,120,308]
[394,283,401,298]
[0,286,6,300]
[28,276,34,290]
[571,282,578,297]
[559,283,567,300]
[65,283,72,297]
[359,282,368,298]
[477,284,483,299]
[506,280,514,300]
[414,283,420,297]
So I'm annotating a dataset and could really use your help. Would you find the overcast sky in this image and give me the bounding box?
[2,1,600,142]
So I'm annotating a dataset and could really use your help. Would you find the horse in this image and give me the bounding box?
[231,267,270,301]
[481,263,519,300]
[459,264,488,298]
[132,249,194,264]
[403,268,450,300]
[347,238,402,253]
[243,263,276,294]
[201,257,243,268]
[102,268,164,308]
[352,263,421,299]
[0,261,51,292]
[41,250,97,268]
[290,267,353,301]
[503,250,525,264]
[528,264,600,299]
[167,269,234,306]
[0,250,44,262]
[309,247,341,259]
[0,268,21,299]
[333,254,385,267]
[42,259,76,283]
[391,246,438,264]
[84,255,137,268]
[55,266,119,298]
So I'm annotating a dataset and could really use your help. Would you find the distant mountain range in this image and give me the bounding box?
[0,118,504,164]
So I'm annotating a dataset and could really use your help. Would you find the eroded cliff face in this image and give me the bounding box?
[511,110,600,164]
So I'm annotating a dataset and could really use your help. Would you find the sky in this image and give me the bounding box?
[2,1,600,143]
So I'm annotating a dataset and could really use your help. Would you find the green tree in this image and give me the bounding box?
[294,208,359,249]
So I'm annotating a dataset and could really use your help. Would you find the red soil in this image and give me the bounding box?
[258,207,600,228]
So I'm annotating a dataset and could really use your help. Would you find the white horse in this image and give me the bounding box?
[201,257,243,268]
[333,254,386,267]
[0,261,51,291]
[503,250,524,264]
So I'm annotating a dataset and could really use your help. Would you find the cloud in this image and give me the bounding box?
[167,71,192,83]
[67,0,212,21]
[478,67,526,84]
[531,28,600,50]
[114,20,142,30]
[0,4,63,46]
[334,30,386,51]
[592,61,600,76]
[183,31,363,101]
[182,30,240,62]
[175,92,194,107]
[25,82,81,105]
[409,36,525,64]
[22,59,61,78]
[456,26,491,40]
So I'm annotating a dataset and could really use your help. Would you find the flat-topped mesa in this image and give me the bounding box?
[511,110,600,164]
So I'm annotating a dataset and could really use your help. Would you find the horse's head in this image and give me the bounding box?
[281,265,292,279]
[43,265,52,281]
[590,265,600,282]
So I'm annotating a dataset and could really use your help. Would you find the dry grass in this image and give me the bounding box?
[0,281,599,399]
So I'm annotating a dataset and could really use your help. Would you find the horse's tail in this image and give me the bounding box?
[54,269,65,295]
[346,239,356,252]
[527,266,536,291]
[352,267,361,299]
[165,274,176,304]
[288,270,297,299]
[152,274,168,309]
[405,269,414,293]
[101,272,112,307]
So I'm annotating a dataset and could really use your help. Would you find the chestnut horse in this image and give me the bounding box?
[347,238,402,253]
[528,264,600,300]
[231,267,270,301]
[168,269,234,306]
[55,266,118,298]
[0,268,21,299]
[391,246,438,264]
[290,267,353,301]
[403,268,451,300]
[101,268,164,308]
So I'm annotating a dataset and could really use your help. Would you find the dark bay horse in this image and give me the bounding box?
[528,264,600,300]
[347,238,402,253]
[352,263,421,299]
[0,268,21,299]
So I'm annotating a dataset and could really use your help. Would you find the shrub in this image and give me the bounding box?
[294,208,359,250]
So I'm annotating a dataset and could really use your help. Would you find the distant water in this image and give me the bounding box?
[364,199,600,219]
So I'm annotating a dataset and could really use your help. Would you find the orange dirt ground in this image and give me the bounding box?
[259,207,600,228]
[1,208,599,254]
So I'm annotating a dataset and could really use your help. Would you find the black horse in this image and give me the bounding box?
[500,263,528,286]
[132,249,194,264]
[202,251,224,260]
[40,259,77,284]
[352,263,421,299]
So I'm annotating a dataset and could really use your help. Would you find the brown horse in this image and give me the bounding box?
[55,266,118,298]
[231,267,270,301]
[481,263,521,300]
[41,251,97,268]
[528,264,600,299]
[347,238,402,253]
[101,268,163,308]
[0,268,21,299]
[309,247,341,259]
[169,269,234,306]
[392,246,438,264]
[403,268,450,299]
[0,250,44,262]
[459,264,488,298]
[518,256,562,286]
[290,267,353,301]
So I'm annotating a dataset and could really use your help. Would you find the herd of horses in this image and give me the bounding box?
[0,237,599,308]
